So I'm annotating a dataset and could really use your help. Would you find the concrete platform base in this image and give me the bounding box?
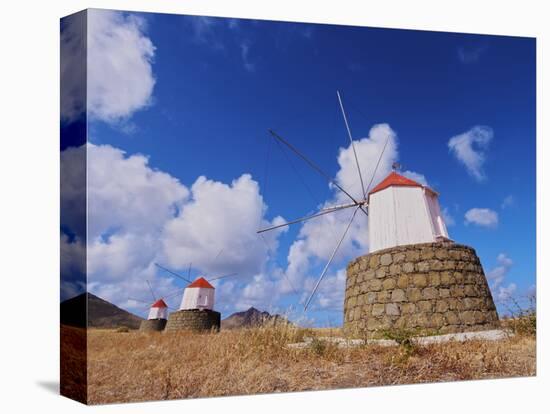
[286,329,511,349]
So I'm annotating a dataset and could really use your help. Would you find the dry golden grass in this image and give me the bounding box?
[84,324,536,405]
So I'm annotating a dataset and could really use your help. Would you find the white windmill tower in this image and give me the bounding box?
[180,277,215,310]
[154,262,237,311]
[258,91,449,311]
[367,164,450,252]
[155,262,238,332]
[129,279,173,331]
[148,299,169,320]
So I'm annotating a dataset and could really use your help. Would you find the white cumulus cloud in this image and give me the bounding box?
[464,207,498,228]
[496,283,517,302]
[402,170,428,186]
[88,10,156,124]
[84,144,189,307]
[448,125,493,182]
[87,144,188,239]
[487,253,517,302]
[334,123,399,201]
[76,143,287,316]
[307,268,347,311]
[487,253,513,287]
[161,174,286,278]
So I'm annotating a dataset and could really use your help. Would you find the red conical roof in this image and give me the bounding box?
[368,171,423,195]
[151,299,167,308]
[187,277,214,289]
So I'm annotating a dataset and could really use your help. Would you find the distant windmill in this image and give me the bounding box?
[258,91,433,311]
[155,259,240,333]
[129,279,176,331]
[154,261,238,312]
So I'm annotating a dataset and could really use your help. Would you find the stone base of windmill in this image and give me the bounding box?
[343,242,500,339]
[165,309,221,333]
[139,319,167,332]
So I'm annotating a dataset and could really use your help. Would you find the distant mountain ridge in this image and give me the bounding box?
[221,307,290,330]
[61,292,143,329]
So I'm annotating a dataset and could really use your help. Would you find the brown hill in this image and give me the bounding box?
[221,307,290,330]
[61,292,143,329]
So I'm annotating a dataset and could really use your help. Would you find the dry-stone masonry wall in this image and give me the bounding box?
[165,309,221,332]
[139,319,167,332]
[344,242,499,338]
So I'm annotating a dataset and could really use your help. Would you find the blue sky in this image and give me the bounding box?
[65,9,535,324]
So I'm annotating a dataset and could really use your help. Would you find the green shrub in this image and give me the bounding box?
[380,328,418,361]
[310,337,327,356]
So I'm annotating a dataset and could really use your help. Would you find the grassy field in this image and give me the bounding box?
[79,323,536,405]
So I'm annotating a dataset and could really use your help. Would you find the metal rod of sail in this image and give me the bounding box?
[214,249,224,262]
[128,297,150,305]
[337,90,366,199]
[164,287,186,299]
[155,263,192,283]
[320,201,361,211]
[257,202,358,234]
[208,272,239,281]
[304,206,360,311]
[268,129,363,208]
[146,279,156,301]
[365,132,391,194]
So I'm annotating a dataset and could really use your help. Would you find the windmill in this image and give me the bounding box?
[154,262,238,312]
[259,92,499,339]
[154,260,239,333]
[257,91,394,311]
[129,279,178,331]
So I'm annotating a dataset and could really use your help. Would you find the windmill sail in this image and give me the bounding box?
[268,129,364,208]
[257,201,357,234]
[337,90,366,198]
[146,279,157,301]
[304,206,360,311]
[259,91,395,311]
[155,262,192,283]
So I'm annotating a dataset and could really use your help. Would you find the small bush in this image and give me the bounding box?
[380,328,418,362]
[500,294,536,337]
[512,313,536,336]
[115,326,130,333]
[310,337,327,356]
[307,337,342,362]
[381,328,416,347]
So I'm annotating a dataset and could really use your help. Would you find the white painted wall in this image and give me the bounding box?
[180,287,215,310]
[148,306,167,320]
[368,186,397,252]
[369,186,448,252]
[393,186,435,245]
